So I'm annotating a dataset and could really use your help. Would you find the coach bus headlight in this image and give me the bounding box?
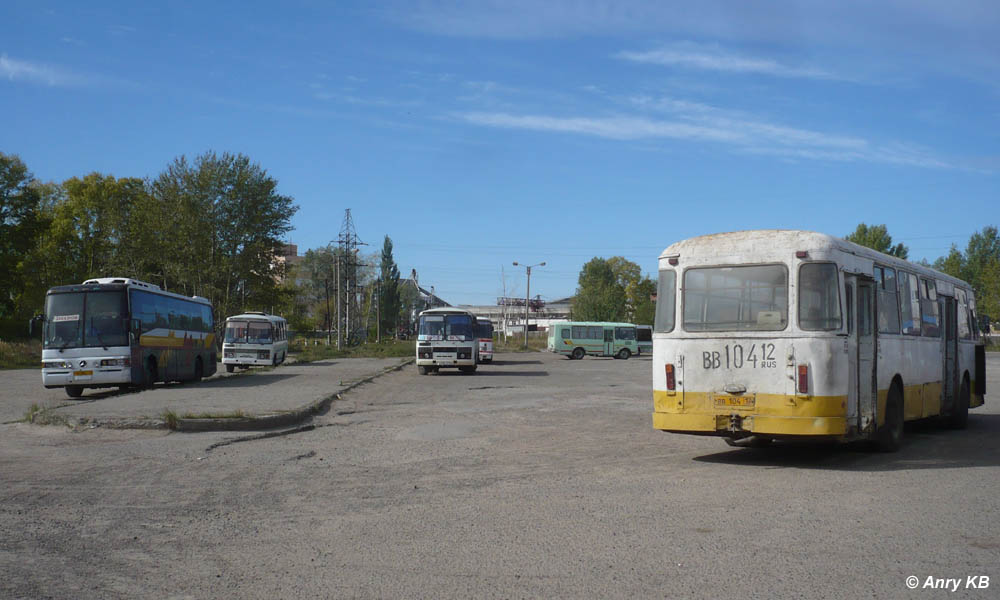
[457,349,471,359]
[419,350,433,359]
[98,358,130,367]
[43,360,72,369]
[224,350,235,358]
[257,350,270,360]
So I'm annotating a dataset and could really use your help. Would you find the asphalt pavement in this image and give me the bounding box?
[1,357,412,429]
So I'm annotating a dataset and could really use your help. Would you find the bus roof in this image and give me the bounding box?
[553,321,636,328]
[226,312,286,323]
[418,307,476,317]
[47,278,212,305]
[658,229,971,290]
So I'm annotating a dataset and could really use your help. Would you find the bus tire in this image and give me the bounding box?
[617,348,631,360]
[144,358,158,389]
[875,383,904,452]
[225,364,235,373]
[571,347,585,360]
[418,366,428,375]
[193,358,204,382]
[459,365,477,374]
[946,376,970,430]
[65,385,84,398]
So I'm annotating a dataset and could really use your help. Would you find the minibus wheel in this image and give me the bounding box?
[225,364,235,373]
[418,366,428,375]
[571,347,585,360]
[946,376,970,430]
[617,348,631,360]
[875,383,904,452]
[65,385,83,398]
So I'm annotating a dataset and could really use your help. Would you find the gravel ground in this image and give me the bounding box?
[0,358,408,424]
[1,352,998,599]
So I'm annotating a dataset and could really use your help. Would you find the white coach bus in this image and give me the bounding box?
[416,307,479,375]
[38,277,216,397]
[652,230,986,451]
[222,312,288,372]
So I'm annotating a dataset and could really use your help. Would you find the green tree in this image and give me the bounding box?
[300,245,338,340]
[933,244,966,279]
[632,277,657,326]
[378,236,401,337]
[0,153,46,320]
[845,223,908,258]
[149,152,298,331]
[572,257,626,321]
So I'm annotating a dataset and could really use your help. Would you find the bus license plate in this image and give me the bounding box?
[73,370,93,377]
[714,395,755,408]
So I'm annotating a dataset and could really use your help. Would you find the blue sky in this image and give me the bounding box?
[2,1,998,306]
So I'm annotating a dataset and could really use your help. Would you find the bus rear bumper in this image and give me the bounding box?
[652,412,848,437]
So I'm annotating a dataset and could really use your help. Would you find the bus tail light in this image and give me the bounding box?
[797,364,809,394]
[665,364,676,391]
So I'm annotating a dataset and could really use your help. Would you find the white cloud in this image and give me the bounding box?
[617,46,844,80]
[0,54,88,87]
[457,108,952,169]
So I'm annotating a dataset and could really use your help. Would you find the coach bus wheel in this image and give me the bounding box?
[571,347,585,360]
[65,385,84,398]
[145,359,158,389]
[225,364,235,373]
[617,348,631,360]
[875,383,904,452]
[418,366,428,375]
[193,358,204,382]
[947,376,970,430]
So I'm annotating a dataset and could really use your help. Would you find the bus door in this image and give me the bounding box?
[847,275,877,432]
[942,296,958,410]
[604,328,615,356]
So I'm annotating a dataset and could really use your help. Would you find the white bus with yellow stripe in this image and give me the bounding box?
[39,278,217,397]
[652,230,986,450]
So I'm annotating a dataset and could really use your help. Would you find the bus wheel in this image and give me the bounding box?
[193,358,204,382]
[418,366,428,375]
[875,383,904,452]
[225,364,235,373]
[946,376,970,430]
[571,347,585,360]
[144,359,158,389]
[65,385,84,398]
[617,348,631,360]
[459,365,477,374]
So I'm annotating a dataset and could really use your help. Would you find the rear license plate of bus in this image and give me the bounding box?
[714,395,755,408]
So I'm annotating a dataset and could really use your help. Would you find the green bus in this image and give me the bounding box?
[547,321,638,360]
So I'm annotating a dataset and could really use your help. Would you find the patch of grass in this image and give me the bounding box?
[0,339,42,369]
[180,410,247,419]
[23,404,70,426]
[23,403,42,423]
[291,338,415,363]
[493,335,548,353]
[160,409,178,430]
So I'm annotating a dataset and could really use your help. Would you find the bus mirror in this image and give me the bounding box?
[29,314,43,337]
[131,319,142,337]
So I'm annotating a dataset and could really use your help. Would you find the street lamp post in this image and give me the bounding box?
[512,261,545,348]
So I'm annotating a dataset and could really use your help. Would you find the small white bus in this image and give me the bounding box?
[222,312,288,372]
[652,230,986,451]
[416,307,478,374]
[476,317,494,363]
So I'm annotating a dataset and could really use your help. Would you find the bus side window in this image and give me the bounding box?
[561,328,571,339]
[920,278,940,337]
[899,272,921,336]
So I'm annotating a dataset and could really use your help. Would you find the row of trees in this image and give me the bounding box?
[570,223,1000,326]
[0,151,297,338]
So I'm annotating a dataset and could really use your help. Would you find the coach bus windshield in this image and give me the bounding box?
[44,291,128,349]
[418,314,475,341]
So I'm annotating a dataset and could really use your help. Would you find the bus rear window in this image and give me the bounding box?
[654,270,676,332]
[798,263,842,331]
[683,265,787,332]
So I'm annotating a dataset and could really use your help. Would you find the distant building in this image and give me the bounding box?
[272,243,304,284]
[459,296,573,337]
